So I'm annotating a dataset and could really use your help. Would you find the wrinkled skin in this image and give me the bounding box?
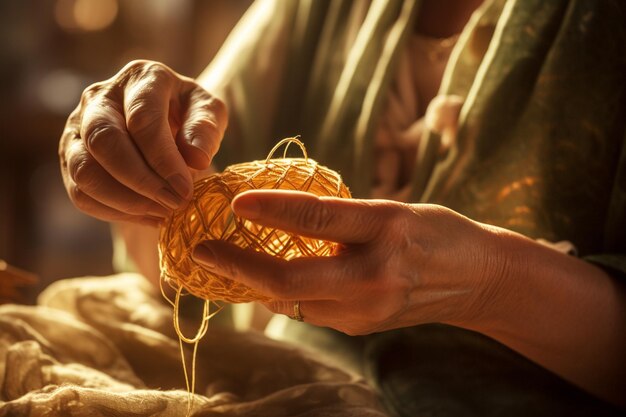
[59,60,227,227]
[193,190,502,336]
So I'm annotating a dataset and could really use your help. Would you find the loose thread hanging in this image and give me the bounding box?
[160,275,222,417]
[157,137,351,415]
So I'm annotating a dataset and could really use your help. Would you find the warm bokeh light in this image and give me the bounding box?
[54,0,76,30]
[37,69,84,114]
[74,0,118,31]
[55,0,118,32]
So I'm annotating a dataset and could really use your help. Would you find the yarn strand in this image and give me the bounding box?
[160,275,222,416]
[265,136,308,163]
[159,140,350,303]
[157,138,350,415]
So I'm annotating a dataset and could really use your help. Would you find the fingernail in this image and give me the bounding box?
[232,197,261,220]
[193,244,215,269]
[191,137,212,161]
[167,174,193,200]
[156,187,183,210]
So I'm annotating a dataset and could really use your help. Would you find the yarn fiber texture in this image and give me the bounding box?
[159,143,351,303]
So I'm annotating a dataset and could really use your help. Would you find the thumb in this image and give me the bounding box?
[176,86,228,170]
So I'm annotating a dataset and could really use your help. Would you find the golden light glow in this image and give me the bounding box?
[74,0,118,31]
[54,0,77,30]
[496,176,539,201]
[55,0,118,32]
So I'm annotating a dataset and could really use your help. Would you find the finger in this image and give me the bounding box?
[65,141,170,218]
[80,96,185,211]
[262,299,338,325]
[175,85,228,170]
[63,175,161,228]
[232,190,383,243]
[263,300,379,335]
[123,64,193,200]
[192,240,359,301]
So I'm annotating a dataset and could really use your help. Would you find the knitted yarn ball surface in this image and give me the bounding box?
[158,156,351,303]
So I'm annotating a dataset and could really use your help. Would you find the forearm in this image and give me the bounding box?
[468,226,626,406]
[112,222,161,288]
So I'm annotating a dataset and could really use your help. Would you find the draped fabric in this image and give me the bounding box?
[200,0,626,256]
[419,0,626,256]
[0,274,386,416]
[200,0,422,197]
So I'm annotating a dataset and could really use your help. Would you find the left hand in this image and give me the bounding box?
[192,190,503,335]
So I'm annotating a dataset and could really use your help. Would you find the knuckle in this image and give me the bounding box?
[59,127,79,164]
[392,205,430,256]
[295,200,333,233]
[113,60,149,87]
[387,214,408,236]
[143,61,173,81]
[190,116,220,138]
[70,156,97,188]
[69,185,92,212]
[59,147,68,171]
[145,145,178,173]
[127,61,175,92]
[84,122,120,155]
[185,91,227,132]
[80,82,120,111]
[125,101,161,134]
[80,81,106,105]
[378,204,411,235]
[121,59,151,74]
[207,96,228,122]
[220,258,241,283]
[187,87,228,125]
[119,60,171,83]
[185,118,221,153]
[64,106,82,132]
[131,171,162,197]
[124,67,173,135]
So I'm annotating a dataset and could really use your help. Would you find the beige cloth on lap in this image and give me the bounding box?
[0,274,386,416]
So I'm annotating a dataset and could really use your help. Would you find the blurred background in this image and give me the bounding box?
[0,0,252,301]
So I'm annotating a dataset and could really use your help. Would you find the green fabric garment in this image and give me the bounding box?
[421,0,626,256]
[201,0,626,257]
[196,0,626,415]
[201,0,421,197]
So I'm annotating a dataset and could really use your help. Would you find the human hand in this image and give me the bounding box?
[59,60,228,226]
[192,190,503,335]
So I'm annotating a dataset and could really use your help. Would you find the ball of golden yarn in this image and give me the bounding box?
[158,138,351,303]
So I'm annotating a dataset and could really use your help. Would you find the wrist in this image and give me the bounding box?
[448,224,626,405]
[446,222,527,333]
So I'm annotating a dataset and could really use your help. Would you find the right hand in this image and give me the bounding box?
[59,60,228,227]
